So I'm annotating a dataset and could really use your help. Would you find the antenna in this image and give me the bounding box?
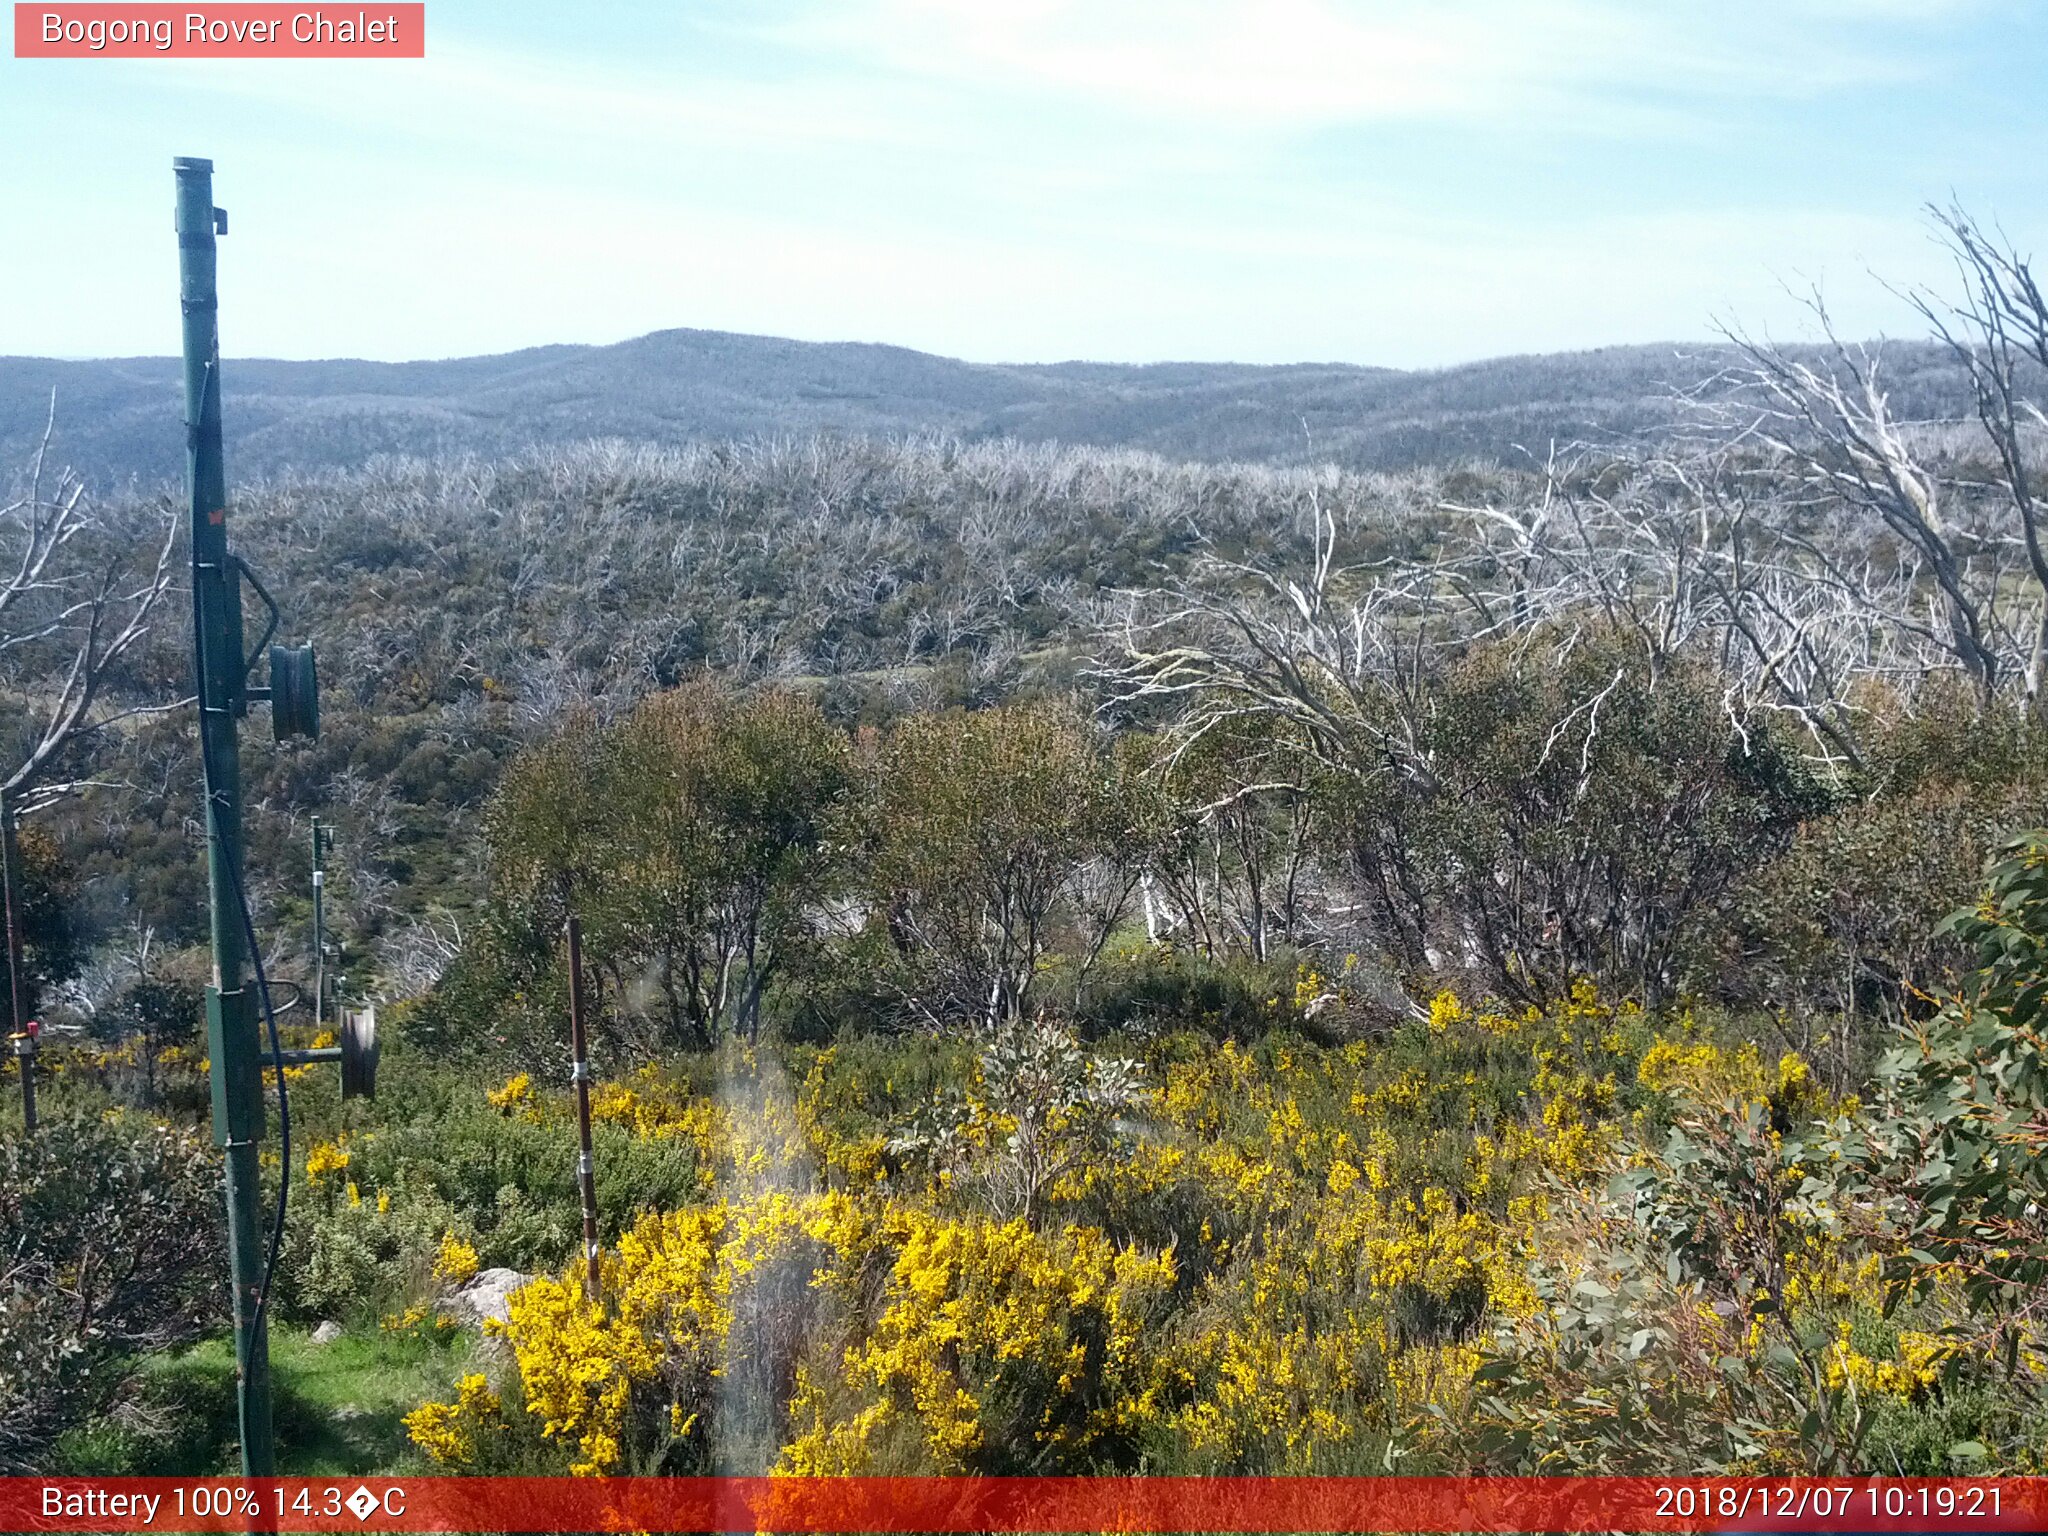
[311,815,335,1027]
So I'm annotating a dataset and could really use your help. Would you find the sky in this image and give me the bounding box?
[3,0,2045,368]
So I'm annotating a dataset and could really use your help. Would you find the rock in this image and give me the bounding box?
[450,1267,531,1329]
[310,1320,344,1345]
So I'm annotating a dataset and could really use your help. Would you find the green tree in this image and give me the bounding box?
[484,682,851,1049]
[6,823,80,1015]
[1719,690,2048,1072]
[1122,720,1324,964]
[859,702,1135,1028]
[1344,630,1828,1006]
[609,683,851,1044]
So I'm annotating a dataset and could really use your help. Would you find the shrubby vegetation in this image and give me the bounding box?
[0,1115,224,1472]
[29,877,2048,1476]
[401,923,2048,1477]
[10,205,2048,1476]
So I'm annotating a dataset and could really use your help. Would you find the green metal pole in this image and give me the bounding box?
[176,155,273,1478]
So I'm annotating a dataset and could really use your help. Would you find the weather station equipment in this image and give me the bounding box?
[311,815,335,1026]
[176,156,377,1477]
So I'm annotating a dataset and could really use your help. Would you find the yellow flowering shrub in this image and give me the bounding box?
[399,972,2045,1476]
[1157,1179,1539,1471]
[403,1373,503,1465]
[304,1136,351,1185]
[575,1056,810,1194]
[485,1071,533,1114]
[433,1231,480,1284]
[782,1211,1175,1473]
[454,1187,1177,1477]
[1825,1324,1954,1402]
[1427,989,1465,1034]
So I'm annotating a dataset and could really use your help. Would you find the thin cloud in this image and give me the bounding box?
[0,0,2029,364]
[765,0,1963,131]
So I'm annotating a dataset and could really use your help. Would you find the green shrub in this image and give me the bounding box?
[1075,941,1301,1043]
[280,1093,706,1320]
[0,1114,225,1472]
[280,1177,465,1325]
[1847,830,2048,1366]
[1713,697,2048,1063]
[1445,832,2048,1475]
[1339,629,1830,1008]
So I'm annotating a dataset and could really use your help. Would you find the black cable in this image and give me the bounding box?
[188,477,292,1337]
[227,843,291,1335]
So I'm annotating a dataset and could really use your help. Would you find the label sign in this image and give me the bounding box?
[15,3,425,56]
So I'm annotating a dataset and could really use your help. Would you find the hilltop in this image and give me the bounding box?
[0,328,1973,486]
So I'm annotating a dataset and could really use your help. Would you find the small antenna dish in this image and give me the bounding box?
[339,1005,378,1100]
[269,643,320,741]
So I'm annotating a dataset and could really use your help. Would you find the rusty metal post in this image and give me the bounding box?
[2,788,34,1135]
[566,914,601,1302]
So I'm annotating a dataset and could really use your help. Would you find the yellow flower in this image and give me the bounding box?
[405,1374,501,1465]
[1427,989,1466,1035]
[434,1231,481,1284]
[486,1071,533,1113]
[305,1137,351,1185]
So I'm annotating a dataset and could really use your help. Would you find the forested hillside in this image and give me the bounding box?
[0,329,1982,486]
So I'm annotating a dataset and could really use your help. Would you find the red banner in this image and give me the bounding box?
[5,1476,2046,1533]
[14,4,424,58]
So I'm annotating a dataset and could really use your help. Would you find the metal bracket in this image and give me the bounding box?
[228,556,318,740]
[232,555,281,677]
[206,986,265,1147]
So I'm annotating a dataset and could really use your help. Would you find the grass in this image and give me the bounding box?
[54,1322,482,1476]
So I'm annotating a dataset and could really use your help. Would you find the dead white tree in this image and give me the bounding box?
[379,908,466,1000]
[1712,296,2016,709]
[0,399,182,817]
[1100,485,1444,792]
[1914,204,2048,714]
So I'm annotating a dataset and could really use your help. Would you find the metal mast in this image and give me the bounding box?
[311,816,333,1028]
[176,154,274,1477]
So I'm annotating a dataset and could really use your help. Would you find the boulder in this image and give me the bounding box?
[450,1267,530,1329]
[309,1320,344,1345]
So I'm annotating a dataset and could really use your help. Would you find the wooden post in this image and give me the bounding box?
[566,914,601,1302]
[2,788,36,1135]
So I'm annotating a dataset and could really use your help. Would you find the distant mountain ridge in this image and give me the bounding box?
[0,326,1973,486]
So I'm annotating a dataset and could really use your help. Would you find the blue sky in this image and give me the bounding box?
[4,0,2043,366]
